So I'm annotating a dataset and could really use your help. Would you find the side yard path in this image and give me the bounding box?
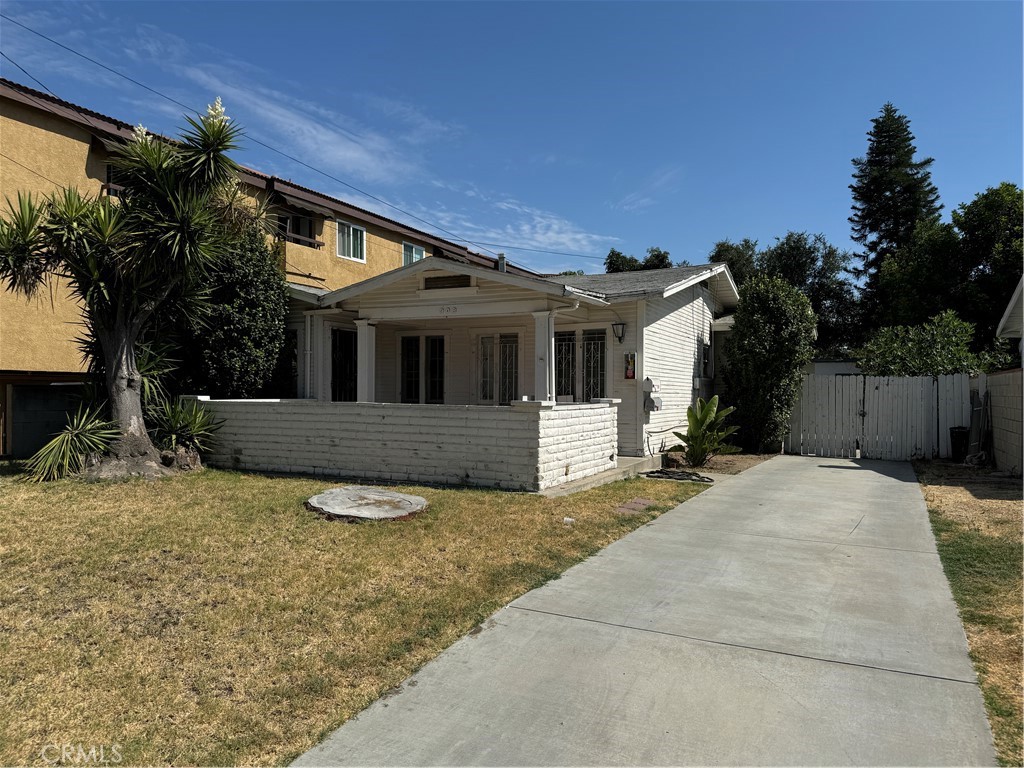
[915,460,1023,767]
[0,467,704,766]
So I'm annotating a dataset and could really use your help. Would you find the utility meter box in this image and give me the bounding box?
[643,394,662,412]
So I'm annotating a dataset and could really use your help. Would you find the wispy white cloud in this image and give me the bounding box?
[181,66,419,185]
[0,6,127,90]
[361,94,462,146]
[410,197,617,257]
[1,6,613,272]
[612,163,683,213]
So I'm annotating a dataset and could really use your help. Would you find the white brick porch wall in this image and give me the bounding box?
[190,398,618,491]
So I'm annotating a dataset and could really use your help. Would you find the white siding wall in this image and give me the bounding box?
[642,287,715,454]
[192,398,616,491]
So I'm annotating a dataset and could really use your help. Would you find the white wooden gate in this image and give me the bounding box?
[784,374,973,460]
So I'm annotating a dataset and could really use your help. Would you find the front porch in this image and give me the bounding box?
[290,259,641,456]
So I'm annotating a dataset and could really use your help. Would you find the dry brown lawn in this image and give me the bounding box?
[0,467,705,766]
[914,460,1023,767]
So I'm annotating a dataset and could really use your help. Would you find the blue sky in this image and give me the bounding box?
[1,1,1021,274]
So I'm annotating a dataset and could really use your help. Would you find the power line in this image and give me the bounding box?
[0,14,614,270]
[0,150,65,188]
[0,14,611,269]
[441,240,606,261]
[0,15,509,260]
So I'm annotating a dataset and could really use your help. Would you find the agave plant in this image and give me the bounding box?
[146,398,223,454]
[24,404,120,482]
[669,395,741,468]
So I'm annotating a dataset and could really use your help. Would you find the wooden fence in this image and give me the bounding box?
[784,374,973,460]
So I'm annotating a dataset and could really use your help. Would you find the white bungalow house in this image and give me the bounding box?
[198,260,738,491]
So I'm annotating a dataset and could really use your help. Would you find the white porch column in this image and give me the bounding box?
[532,310,555,402]
[355,319,377,402]
[312,314,329,401]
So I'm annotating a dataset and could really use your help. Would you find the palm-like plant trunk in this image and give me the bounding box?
[97,322,159,459]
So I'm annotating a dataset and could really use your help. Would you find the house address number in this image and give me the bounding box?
[439,305,458,316]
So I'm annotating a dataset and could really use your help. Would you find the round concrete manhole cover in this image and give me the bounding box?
[306,486,428,522]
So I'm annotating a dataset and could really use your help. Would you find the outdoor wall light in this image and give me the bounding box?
[611,322,626,343]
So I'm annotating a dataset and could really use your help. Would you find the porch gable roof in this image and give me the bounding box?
[318,258,609,308]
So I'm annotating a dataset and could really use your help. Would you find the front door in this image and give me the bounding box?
[331,328,357,402]
[400,335,445,404]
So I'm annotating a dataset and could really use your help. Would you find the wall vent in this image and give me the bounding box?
[424,275,472,290]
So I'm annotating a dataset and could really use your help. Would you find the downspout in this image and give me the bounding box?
[552,300,580,317]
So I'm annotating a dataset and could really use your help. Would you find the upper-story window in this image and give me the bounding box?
[403,242,425,266]
[337,221,366,262]
[277,213,323,249]
[103,164,125,198]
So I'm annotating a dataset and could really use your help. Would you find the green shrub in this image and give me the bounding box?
[179,222,288,398]
[147,398,223,454]
[24,405,119,482]
[856,310,986,376]
[725,275,816,453]
[669,396,740,467]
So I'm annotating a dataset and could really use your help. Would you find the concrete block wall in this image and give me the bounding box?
[987,369,1022,476]
[535,402,618,488]
[192,398,618,491]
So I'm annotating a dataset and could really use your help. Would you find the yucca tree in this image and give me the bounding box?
[0,101,245,470]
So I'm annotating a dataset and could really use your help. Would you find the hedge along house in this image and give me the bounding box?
[198,261,739,491]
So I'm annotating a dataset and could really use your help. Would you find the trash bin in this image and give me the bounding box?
[949,426,969,463]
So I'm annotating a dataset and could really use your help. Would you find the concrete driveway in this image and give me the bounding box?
[293,456,995,766]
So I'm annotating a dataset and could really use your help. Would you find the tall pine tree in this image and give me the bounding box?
[849,103,941,318]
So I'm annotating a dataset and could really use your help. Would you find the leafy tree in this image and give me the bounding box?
[878,220,964,326]
[850,103,941,318]
[178,222,288,398]
[604,246,674,273]
[708,238,758,287]
[604,247,641,273]
[557,269,585,276]
[643,246,672,270]
[725,276,816,453]
[953,182,1023,343]
[0,102,245,473]
[758,232,858,354]
[856,310,981,376]
[878,183,1022,344]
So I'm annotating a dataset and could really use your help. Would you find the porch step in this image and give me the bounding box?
[538,454,662,498]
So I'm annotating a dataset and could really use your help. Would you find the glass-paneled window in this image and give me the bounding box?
[555,331,576,400]
[403,242,425,266]
[582,329,607,400]
[479,333,519,405]
[337,221,366,261]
